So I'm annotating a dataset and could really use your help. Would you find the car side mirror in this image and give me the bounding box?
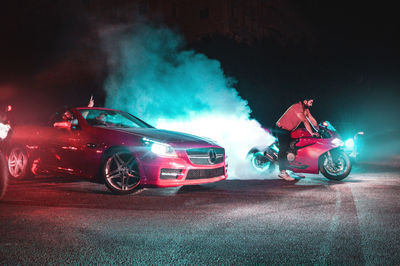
[53,121,72,130]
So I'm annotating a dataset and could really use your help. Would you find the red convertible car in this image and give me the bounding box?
[7,107,227,194]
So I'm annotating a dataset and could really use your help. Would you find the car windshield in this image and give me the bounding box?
[78,109,152,128]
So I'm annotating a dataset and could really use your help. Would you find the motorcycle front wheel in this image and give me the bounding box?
[319,150,352,180]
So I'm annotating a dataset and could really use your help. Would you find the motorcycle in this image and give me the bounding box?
[247,121,355,180]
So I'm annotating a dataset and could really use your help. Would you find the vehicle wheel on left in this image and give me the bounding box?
[8,146,31,179]
[0,152,8,199]
[102,149,141,195]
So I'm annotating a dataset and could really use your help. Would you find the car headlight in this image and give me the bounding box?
[142,138,178,158]
[0,123,10,140]
[331,138,344,147]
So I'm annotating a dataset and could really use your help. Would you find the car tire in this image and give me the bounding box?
[7,146,31,179]
[0,152,8,199]
[102,148,141,195]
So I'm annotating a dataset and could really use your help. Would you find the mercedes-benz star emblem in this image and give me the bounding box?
[208,149,217,164]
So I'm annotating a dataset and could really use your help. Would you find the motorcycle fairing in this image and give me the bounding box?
[295,137,318,148]
[289,141,338,174]
[290,128,311,139]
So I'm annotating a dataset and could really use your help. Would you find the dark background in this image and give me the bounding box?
[1,0,399,140]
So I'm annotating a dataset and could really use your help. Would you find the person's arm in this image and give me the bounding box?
[297,112,319,137]
[305,109,318,128]
[82,96,94,119]
[88,95,94,108]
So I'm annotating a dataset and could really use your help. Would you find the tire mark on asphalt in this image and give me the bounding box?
[350,179,400,266]
[317,186,341,265]
[316,183,365,264]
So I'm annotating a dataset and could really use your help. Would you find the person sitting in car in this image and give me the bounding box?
[53,96,95,128]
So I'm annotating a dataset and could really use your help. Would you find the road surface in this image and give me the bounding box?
[1,163,399,265]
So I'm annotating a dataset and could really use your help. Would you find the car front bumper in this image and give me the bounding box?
[138,153,228,187]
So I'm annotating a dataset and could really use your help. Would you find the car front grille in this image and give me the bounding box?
[186,148,224,165]
[186,167,225,180]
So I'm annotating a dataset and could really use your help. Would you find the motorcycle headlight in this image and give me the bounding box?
[142,138,178,158]
[344,138,354,150]
[331,138,344,147]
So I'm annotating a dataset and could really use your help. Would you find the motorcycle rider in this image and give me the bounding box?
[275,98,319,181]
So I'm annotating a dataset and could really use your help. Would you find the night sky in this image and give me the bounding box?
[1,0,399,137]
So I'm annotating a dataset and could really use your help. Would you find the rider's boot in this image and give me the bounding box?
[278,170,295,181]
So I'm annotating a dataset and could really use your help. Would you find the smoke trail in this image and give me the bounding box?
[101,23,275,178]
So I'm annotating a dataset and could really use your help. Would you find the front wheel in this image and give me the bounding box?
[319,150,352,181]
[102,150,141,195]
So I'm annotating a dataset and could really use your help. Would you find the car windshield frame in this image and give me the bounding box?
[78,109,153,129]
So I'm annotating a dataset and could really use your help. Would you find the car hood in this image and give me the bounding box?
[112,128,218,147]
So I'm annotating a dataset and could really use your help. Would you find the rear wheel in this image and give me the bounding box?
[103,150,141,194]
[248,151,275,173]
[319,150,352,180]
[8,146,31,179]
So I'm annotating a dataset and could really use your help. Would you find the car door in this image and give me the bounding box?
[50,122,102,178]
[26,126,63,175]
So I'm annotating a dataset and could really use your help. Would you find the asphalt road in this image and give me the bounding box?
[1,163,399,265]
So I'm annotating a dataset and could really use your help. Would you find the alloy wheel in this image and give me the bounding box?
[323,153,347,176]
[8,148,28,178]
[104,151,140,193]
[251,152,272,172]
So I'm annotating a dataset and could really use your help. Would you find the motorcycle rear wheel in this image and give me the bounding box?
[248,151,275,173]
[319,150,352,181]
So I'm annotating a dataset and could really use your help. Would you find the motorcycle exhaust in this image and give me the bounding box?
[263,152,275,161]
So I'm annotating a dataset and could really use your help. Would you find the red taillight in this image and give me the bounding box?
[7,105,12,112]
[322,121,328,127]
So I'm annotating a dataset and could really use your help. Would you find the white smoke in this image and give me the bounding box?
[101,23,275,178]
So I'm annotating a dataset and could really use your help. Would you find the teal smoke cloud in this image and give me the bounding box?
[102,23,274,178]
